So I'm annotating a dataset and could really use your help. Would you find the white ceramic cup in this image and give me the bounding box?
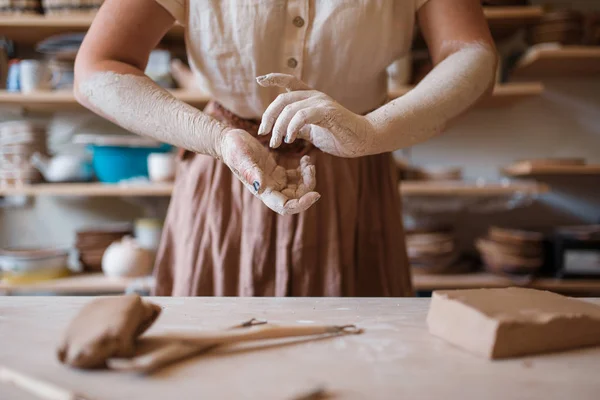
[148,152,176,182]
[19,60,57,93]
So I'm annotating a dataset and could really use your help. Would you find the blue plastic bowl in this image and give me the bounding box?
[88,144,172,183]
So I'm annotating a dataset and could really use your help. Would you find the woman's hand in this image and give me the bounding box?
[256,73,374,158]
[220,129,321,215]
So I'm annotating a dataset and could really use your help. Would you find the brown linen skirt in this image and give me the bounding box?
[153,102,413,297]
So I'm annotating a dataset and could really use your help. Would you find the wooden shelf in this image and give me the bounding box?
[0,181,549,197]
[502,163,600,177]
[0,83,543,112]
[0,182,174,197]
[3,271,600,295]
[413,272,600,295]
[0,7,540,45]
[483,6,543,26]
[0,90,210,112]
[390,82,544,108]
[512,46,600,79]
[399,180,548,196]
[0,15,183,45]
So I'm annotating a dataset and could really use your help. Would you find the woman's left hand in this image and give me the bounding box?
[257,73,374,158]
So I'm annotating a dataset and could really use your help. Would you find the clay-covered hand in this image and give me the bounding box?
[220,129,320,215]
[256,73,374,158]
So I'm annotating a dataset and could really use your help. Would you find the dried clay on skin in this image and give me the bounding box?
[78,72,320,215]
[256,42,496,157]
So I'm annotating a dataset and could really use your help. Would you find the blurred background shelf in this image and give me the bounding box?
[0,83,544,112]
[399,180,548,196]
[503,164,600,176]
[0,181,549,197]
[483,5,543,27]
[0,7,541,45]
[0,90,210,112]
[412,272,600,295]
[0,182,174,196]
[512,46,600,79]
[0,15,184,45]
[4,270,600,296]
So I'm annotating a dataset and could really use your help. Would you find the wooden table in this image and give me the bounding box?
[1,297,599,399]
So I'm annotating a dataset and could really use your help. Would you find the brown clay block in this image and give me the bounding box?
[57,294,162,369]
[427,287,600,359]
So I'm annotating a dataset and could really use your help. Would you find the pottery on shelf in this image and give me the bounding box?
[102,236,155,278]
[30,152,92,183]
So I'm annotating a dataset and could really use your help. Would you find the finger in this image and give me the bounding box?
[256,73,312,92]
[287,107,327,143]
[258,91,313,136]
[260,189,290,215]
[281,191,321,215]
[299,156,317,193]
[272,99,315,148]
[231,161,266,195]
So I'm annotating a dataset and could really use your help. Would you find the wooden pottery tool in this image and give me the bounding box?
[109,323,362,373]
[107,318,268,373]
[0,366,89,400]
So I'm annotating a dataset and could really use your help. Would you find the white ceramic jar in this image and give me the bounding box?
[102,236,154,278]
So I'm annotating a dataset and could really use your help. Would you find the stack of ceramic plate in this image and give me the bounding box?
[41,0,103,15]
[75,224,133,272]
[528,10,585,45]
[0,0,42,15]
[407,229,463,274]
[477,226,544,275]
[0,247,70,284]
[0,121,47,186]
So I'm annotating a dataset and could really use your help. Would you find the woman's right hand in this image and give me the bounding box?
[220,129,321,215]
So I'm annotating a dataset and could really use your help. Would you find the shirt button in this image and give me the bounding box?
[287,57,298,68]
[293,16,305,28]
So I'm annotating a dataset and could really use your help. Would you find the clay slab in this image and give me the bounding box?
[427,287,600,359]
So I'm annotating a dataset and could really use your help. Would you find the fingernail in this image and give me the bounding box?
[284,135,291,143]
[253,181,260,192]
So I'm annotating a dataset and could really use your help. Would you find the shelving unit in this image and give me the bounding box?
[512,46,600,79]
[0,15,183,45]
[0,6,542,45]
[0,82,544,112]
[399,180,548,197]
[0,181,549,197]
[389,82,543,108]
[483,5,543,28]
[0,90,210,112]
[502,163,600,177]
[413,272,600,295]
[3,271,600,296]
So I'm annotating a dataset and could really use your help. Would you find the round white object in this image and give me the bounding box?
[147,152,176,182]
[102,237,154,278]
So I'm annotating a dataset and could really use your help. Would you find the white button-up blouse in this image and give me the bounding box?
[154,0,429,119]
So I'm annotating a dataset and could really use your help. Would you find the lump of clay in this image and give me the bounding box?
[427,287,600,359]
[57,294,162,369]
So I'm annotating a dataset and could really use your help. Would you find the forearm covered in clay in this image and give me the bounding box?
[365,42,496,154]
[75,70,229,159]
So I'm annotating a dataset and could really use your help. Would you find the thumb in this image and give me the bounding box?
[256,73,311,92]
[234,160,266,195]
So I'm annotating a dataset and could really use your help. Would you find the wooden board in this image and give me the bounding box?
[413,272,600,294]
[484,6,543,27]
[4,272,600,296]
[0,296,599,400]
[0,273,147,295]
[0,83,543,112]
[0,181,549,197]
[0,15,183,45]
[512,46,600,79]
[399,180,548,197]
[0,182,174,197]
[502,163,600,177]
[389,82,544,108]
[0,90,210,112]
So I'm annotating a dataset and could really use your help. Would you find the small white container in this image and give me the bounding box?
[102,236,154,278]
[147,152,176,182]
[134,218,163,251]
[19,60,55,93]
